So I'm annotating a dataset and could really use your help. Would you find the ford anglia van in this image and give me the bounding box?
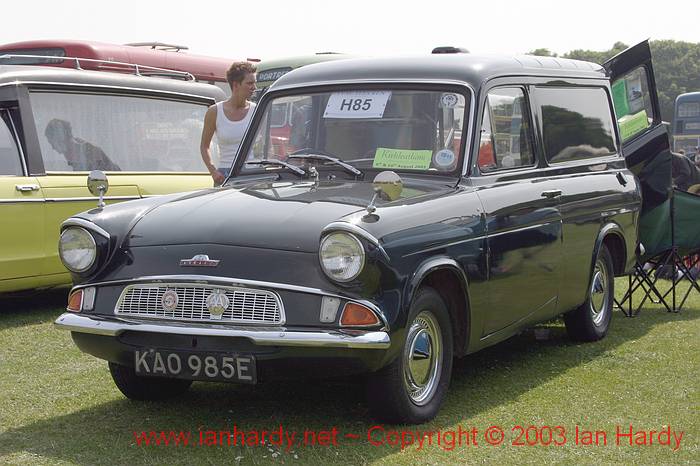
[55,42,668,423]
[0,63,225,293]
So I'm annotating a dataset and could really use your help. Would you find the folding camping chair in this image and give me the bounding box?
[616,185,700,316]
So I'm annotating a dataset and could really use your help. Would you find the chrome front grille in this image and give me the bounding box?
[115,283,284,324]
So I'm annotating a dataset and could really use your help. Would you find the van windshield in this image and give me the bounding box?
[242,88,469,176]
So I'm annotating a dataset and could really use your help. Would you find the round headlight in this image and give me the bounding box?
[59,227,97,273]
[319,232,366,282]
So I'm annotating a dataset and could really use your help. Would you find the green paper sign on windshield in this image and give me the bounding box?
[373,148,432,170]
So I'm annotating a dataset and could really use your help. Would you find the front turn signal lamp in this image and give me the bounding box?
[67,290,83,312]
[66,287,96,313]
[340,303,380,327]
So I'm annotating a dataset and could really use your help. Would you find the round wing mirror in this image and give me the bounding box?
[365,171,403,216]
[373,170,403,201]
[87,170,109,208]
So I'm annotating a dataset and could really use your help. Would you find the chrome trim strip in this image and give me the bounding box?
[1,196,142,203]
[3,81,216,103]
[61,218,110,239]
[5,109,28,176]
[322,221,389,261]
[45,196,141,202]
[600,207,636,217]
[487,222,557,238]
[0,198,45,203]
[68,275,389,330]
[461,85,476,177]
[404,235,485,257]
[54,313,391,349]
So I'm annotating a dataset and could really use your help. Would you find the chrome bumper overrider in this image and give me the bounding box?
[54,313,390,349]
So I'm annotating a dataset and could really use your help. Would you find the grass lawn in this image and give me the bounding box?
[0,280,698,465]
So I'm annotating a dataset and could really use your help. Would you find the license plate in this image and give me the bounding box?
[133,349,256,384]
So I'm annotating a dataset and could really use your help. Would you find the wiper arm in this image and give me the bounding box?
[245,159,306,177]
[288,153,363,177]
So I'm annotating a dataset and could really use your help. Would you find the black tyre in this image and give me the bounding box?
[366,287,453,424]
[109,362,192,401]
[564,244,614,342]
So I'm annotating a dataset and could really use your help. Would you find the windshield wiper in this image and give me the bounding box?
[288,152,363,177]
[245,159,306,177]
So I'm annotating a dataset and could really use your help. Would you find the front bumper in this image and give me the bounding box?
[55,313,391,349]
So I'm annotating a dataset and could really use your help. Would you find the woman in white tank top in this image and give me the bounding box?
[200,62,258,185]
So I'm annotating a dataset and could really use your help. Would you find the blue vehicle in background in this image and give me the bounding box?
[672,92,700,158]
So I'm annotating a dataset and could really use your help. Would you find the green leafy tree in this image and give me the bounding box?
[648,40,700,122]
[527,41,700,122]
[528,48,557,57]
[564,42,629,64]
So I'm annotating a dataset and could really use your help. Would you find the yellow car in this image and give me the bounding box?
[0,62,225,293]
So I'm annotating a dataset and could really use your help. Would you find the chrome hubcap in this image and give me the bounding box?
[590,260,609,325]
[403,311,442,405]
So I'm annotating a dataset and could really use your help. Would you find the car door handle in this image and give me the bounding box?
[616,172,628,186]
[541,190,562,199]
[15,184,40,192]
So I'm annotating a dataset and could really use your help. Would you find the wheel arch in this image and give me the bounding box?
[594,222,627,277]
[406,257,471,357]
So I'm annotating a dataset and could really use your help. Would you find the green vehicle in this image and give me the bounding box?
[254,52,355,99]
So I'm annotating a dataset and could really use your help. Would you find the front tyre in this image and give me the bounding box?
[109,362,192,401]
[366,287,453,424]
[564,244,614,342]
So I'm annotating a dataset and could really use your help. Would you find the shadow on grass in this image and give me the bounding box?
[0,288,68,329]
[0,307,696,465]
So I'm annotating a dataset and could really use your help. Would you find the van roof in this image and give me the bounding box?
[271,53,606,91]
[0,64,226,101]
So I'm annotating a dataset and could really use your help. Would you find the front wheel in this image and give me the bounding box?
[366,287,453,424]
[564,244,614,341]
[109,362,192,401]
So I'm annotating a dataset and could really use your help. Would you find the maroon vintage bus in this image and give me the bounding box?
[0,39,258,95]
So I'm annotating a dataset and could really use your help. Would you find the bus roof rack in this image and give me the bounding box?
[124,42,190,52]
[0,54,196,81]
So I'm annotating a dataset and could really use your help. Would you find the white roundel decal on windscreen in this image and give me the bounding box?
[440,93,459,108]
[434,149,456,169]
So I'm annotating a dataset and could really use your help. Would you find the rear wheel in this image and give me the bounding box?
[109,362,192,400]
[366,287,453,424]
[564,244,614,341]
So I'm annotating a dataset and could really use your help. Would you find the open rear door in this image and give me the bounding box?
[604,40,671,213]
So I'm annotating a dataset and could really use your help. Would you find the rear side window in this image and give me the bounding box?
[478,87,535,172]
[0,111,23,176]
[537,87,617,164]
[611,66,654,142]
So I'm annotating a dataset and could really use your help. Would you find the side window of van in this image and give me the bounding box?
[0,110,22,176]
[537,87,617,164]
[478,87,534,172]
[611,66,654,142]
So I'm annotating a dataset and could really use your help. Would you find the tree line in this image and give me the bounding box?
[528,40,700,123]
